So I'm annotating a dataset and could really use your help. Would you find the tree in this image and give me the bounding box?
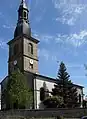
[40,82,49,101]
[51,62,79,108]
[43,96,63,108]
[6,69,33,109]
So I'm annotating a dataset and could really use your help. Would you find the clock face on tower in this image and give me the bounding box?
[14,60,17,65]
[30,59,33,64]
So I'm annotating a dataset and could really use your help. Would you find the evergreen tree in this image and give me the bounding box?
[6,69,33,109]
[52,62,79,108]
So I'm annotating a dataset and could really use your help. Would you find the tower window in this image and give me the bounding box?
[28,43,33,54]
[24,11,27,18]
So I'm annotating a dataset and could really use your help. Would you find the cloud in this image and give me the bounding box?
[71,75,86,78]
[38,48,57,61]
[0,12,2,16]
[52,55,57,61]
[0,12,4,18]
[2,24,15,29]
[35,16,42,22]
[30,0,43,8]
[3,25,11,29]
[38,48,49,60]
[33,30,87,47]
[55,30,87,47]
[0,40,7,49]
[52,0,87,25]
[66,64,84,69]
[33,33,53,44]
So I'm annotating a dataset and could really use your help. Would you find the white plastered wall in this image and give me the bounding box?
[34,78,56,109]
[34,78,83,109]
[77,87,83,107]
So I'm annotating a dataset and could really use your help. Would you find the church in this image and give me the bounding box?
[1,0,84,109]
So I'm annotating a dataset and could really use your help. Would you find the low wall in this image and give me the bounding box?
[0,108,87,119]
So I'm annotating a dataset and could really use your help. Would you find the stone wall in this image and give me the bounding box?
[0,108,87,119]
[23,38,38,73]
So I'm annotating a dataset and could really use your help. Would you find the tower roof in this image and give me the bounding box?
[19,0,28,10]
[14,0,31,38]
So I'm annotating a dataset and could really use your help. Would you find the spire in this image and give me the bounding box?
[19,0,28,10]
[14,0,31,38]
[22,0,25,2]
[18,0,29,23]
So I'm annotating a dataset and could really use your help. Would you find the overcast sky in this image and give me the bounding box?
[0,0,87,95]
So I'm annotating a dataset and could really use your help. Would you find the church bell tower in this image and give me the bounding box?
[8,0,39,74]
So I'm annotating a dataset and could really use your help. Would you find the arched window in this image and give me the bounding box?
[43,82,49,98]
[79,94,81,103]
[28,43,33,54]
[43,82,47,89]
[40,87,45,101]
